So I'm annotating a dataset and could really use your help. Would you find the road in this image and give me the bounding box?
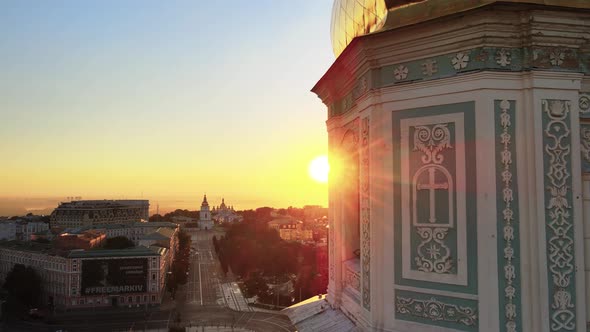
[182,229,253,311]
[3,306,296,332]
[177,229,295,331]
[2,309,173,331]
[183,229,227,307]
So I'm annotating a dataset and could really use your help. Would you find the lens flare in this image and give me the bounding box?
[309,155,330,183]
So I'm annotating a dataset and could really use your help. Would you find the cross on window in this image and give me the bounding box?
[417,167,449,223]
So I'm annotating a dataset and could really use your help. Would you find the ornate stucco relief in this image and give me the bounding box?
[542,100,576,332]
[495,100,521,332]
[395,295,478,327]
[412,124,454,274]
[360,116,371,311]
[399,111,470,287]
[330,46,589,118]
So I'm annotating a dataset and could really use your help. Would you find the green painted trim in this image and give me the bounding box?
[495,100,522,332]
[330,46,586,118]
[541,100,577,331]
[392,102,478,294]
[394,289,478,332]
[581,94,590,119]
[580,123,590,173]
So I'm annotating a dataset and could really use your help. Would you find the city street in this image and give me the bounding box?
[182,228,253,311]
[2,306,296,332]
[2,308,174,331]
[184,229,222,306]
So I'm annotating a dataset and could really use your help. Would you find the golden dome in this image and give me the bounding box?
[330,0,422,57]
[330,0,590,57]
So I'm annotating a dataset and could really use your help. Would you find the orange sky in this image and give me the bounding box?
[0,2,334,212]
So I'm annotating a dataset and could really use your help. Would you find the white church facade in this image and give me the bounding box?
[198,195,213,230]
[293,1,590,331]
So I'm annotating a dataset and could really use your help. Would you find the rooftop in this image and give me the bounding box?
[54,200,148,210]
[64,221,178,234]
[0,240,62,256]
[269,218,302,226]
[283,296,356,332]
[149,245,168,256]
[141,227,176,241]
[68,245,162,258]
[59,230,104,241]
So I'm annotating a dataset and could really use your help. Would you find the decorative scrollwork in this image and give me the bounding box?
[452,52,470,70]
[396,296,477,327]
[496,49,512,67]
[497,100,520,332]
[542,99,576,331]
[413,124,452,164]
[344,265,361,292]
[421,59,438,76]
[411,123,455,275]
[579,94,589,114]
[414,227,453,273]
[580,126,590,164]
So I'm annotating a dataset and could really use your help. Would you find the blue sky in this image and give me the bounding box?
[0,1,335,211]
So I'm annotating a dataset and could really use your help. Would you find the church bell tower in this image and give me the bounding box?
[199,194,212,230]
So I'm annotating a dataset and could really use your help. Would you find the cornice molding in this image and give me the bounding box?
[313,3,590,116]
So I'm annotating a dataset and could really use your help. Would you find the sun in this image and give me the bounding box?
[309,155,330,183]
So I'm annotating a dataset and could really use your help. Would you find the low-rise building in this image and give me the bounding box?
[170,216,196,224]
[68,247,166,308]
[0,241,170,309]
[30,229,55,242]
[64,221,179,245]
[0,221,17,240]
[268,218,314,243]
[55,230,106,250]
[0,219,50,241]
[19,221,50,241]
[138,227,179,264]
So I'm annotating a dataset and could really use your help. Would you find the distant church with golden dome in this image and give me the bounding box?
[284,1,590,332]
[212,198,242,224]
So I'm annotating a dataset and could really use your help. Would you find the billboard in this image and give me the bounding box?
[81,258,148,295]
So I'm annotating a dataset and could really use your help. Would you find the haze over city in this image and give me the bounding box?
[0,1,334,215]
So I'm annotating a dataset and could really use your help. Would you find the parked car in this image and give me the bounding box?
[28,308,48,319]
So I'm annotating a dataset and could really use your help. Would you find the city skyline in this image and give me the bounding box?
[0,1,334,211]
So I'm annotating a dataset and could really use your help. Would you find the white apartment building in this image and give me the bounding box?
[50,200,149,228]
[0,241,170,309]
[0,220,49,241]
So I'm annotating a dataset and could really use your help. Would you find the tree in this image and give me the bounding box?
[212,235,219,254]
[103,236,134,249]
[255,207,274,223]
[178,230,191,250]
[243,274,269,299]
[2,264,43,316]
[149,214,165,222]
[167,229,191,293]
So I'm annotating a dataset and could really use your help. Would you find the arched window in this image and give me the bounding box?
[340,129,360,261]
